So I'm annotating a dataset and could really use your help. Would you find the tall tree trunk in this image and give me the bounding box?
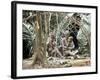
[56,13,59,44]
[43,12,50,64]
[32,12,44,66]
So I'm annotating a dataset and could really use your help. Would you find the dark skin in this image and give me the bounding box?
[69,13,81,49]
[69,23,80,49]
[47,34,63,58]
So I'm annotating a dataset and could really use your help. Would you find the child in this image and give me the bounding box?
[64,36,79,59]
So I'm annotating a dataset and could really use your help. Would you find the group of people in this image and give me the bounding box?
[46,13,82,59]
[46,30,79,59]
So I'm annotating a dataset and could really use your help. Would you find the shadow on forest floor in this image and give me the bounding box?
[22,56,90,69]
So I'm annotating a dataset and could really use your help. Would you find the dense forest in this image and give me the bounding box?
[22,10,91,69]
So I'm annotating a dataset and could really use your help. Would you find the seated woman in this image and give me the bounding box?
[63,36,79,59]
[47,32,63,58]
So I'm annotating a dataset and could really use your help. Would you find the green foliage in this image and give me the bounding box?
[23,10,91,58]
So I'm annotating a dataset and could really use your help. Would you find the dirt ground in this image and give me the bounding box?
[22,56,90,69]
